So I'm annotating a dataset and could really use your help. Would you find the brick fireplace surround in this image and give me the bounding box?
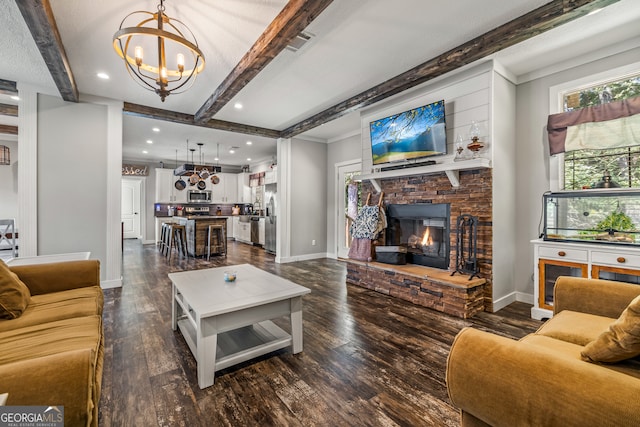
[346,168,493,318]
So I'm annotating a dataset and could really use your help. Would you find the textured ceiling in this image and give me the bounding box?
[1,0,640,165]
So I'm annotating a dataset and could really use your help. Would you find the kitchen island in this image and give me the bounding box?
[172,216,229,257]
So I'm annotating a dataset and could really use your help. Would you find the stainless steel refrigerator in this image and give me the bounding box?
[264,183,277,254]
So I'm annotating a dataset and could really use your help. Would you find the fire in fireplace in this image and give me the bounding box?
[385,203,450,269]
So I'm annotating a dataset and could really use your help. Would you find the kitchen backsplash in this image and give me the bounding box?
[154,203,236,217]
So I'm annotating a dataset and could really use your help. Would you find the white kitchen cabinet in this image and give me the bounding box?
[174,183,187,203]
[209,173,238,203]
[264,166,277,184]
[155,168,173,203]
[155,168,187,203]
[237,173,251,203]
[232,216,251,243]
[223,173,237,203]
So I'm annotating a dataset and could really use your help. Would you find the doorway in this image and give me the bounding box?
[336,160,361,259]
[121,178,144,239]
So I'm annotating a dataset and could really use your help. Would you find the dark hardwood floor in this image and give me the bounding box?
[98,239,542,426]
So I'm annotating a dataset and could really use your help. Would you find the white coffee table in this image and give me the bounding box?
[169,264,311,388]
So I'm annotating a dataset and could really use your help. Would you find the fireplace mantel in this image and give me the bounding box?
[346,260,487,318]
[354,157,491,190]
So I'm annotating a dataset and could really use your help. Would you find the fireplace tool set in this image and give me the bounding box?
[451,214,480,279]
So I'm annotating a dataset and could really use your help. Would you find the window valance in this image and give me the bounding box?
[547,96,640,155]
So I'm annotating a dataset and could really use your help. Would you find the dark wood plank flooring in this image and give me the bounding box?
[99,239,542,426]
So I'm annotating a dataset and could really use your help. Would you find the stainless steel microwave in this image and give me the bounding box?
[187,190,212,203]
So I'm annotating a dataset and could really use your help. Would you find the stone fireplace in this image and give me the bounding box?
[345,168,493,318]
[385,203,450,269]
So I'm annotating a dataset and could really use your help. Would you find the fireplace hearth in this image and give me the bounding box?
[384,203,450,269]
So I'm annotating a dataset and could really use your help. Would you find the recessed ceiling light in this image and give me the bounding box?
[229,149,235,154]
[246,141,252,145]
[97,72,110,80]
[10,95,19,101]
[214,157,219,161]
[146,139,153,144]
[234,102,243,110]
[247,158,251,161]
[152,127,160,132]
[142,150,148,154]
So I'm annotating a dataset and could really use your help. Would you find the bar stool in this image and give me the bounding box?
[159,222,169,254]
[160,222,174,258]
[206,224,226,260]
[172,224,189,259]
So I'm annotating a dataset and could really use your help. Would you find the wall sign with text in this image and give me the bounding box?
[122,164,149,176]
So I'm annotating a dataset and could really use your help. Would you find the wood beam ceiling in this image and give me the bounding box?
[0,125,18,136]
[15,0,78,102]
[280,0,619,138]
[194,0,334,123]
[0,104,19,117]
[123,103,281,139]
[8,0,620,142]
[0,79,18,96]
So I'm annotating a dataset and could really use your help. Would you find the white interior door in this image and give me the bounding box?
[121,179,142,239]
[336,161,361,259]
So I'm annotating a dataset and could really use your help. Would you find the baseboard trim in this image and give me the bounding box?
[278,252,328,263]
[493,291,534,312]
[515,291,534,305]
[101,277,122,289]
[142,239,155,245]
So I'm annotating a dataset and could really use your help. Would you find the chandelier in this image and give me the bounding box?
[113,0,205,102]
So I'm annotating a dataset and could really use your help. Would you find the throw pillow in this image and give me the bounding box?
[0,259,31,319]
[581,294,640,363]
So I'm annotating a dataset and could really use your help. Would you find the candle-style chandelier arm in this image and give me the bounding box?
[112,0,205,102]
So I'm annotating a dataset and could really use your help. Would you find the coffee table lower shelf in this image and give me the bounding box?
[177,318,292,372]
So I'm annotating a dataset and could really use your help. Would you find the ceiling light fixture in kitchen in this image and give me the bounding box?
[113,0,205,102]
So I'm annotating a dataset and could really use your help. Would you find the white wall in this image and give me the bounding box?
[360,61,494,173]
[514,46,640,297]
[491,71,519,309]
[326,133,361,258]
[37,94,109,278]
[0,139,18,221]
[287,137,327,260]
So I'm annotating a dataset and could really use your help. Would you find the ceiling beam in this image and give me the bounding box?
[0,79,18,96]
[0,125,18,136]
[0,104,19,117]
[194,0,334,123]
[280,0,619,138]
[124,102,281,139]
[15,0,78,102]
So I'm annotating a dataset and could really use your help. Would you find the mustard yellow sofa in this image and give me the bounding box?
[0,260,104,427]
[446,276,640,427]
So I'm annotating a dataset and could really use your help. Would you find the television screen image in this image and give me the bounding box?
[369,100,446,165]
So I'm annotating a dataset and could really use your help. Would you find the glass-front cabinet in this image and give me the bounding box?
[532,238,640,320]
[538,259,588,311]
[543,189,640,247]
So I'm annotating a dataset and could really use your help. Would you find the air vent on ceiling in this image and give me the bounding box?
[285,32,312,53]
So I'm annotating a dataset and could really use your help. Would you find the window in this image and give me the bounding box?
[562,73,640,190]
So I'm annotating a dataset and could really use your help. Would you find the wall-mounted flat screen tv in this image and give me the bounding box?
[369,99,446,165]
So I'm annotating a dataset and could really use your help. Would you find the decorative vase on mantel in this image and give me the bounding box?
[454,135,468,161]
[467,121,485,158]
